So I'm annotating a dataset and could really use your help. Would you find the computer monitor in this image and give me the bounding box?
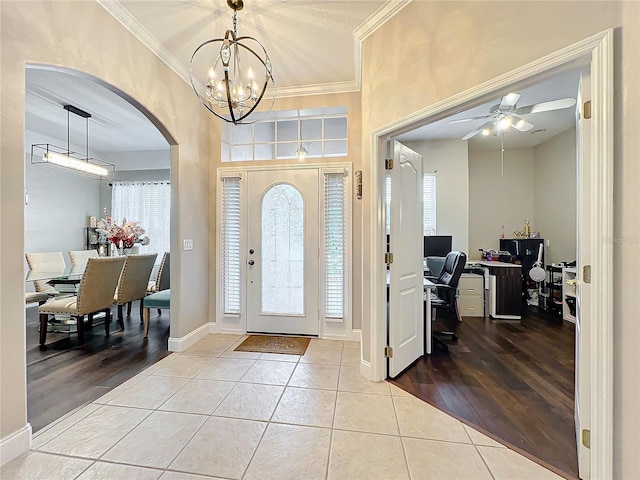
[424,235,452,257]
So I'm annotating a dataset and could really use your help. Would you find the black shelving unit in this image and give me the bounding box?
[545,265,563,319]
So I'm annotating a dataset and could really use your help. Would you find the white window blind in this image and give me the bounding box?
[423,174,437,235]
[111,181,171,261]
[222,177,241,314]
[324,173,345,318]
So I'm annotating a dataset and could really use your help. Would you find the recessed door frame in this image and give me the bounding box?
[367,30,613,478]
[215,162,354,340]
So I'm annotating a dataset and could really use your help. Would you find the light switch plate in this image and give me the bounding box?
[183,239,193,250]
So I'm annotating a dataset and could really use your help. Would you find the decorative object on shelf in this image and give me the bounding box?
[524,219,531,238]
[189,0,276,125]
[30,105,115,179]
[96,208,150,255]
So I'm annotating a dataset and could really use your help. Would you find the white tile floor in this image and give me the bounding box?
[3,335,564,480]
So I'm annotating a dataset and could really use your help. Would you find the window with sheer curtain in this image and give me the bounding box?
[111,181,170,261]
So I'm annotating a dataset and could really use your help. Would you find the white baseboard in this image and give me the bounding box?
[359,359,375,381]
[168,322,210,352]
[350,329,362,343]
[0,424,31,466]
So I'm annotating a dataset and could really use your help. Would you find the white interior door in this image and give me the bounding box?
[388,140,424,377]
[246,169,319,335]
[575,66,591,479]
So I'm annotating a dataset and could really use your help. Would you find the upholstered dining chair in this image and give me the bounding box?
[37,256,126,350]
[68,249,99,271]
[146,252,170,316]
[113,253,157,329]
[147,251,170,294]
[25,251,66,294]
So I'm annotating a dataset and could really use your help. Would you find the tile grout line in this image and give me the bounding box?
[324,344,344,479]
[237,350,299,480]
[475,444,498,480]
[390,393,413,479]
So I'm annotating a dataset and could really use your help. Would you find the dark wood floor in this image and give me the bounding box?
[26,303,171,432]
[391,306,578,479]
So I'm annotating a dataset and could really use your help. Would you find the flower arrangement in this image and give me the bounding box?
[96,209,150,249]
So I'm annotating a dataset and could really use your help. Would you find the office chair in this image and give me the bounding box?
[426,250,467,352]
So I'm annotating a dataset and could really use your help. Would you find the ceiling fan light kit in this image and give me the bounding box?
[189,0,276,125]
[30,104,115,179]
[455,92,577,140]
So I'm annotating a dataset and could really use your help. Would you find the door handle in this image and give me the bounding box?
[248,260,255,266]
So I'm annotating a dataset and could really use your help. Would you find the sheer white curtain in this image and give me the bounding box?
[111,181,170,262]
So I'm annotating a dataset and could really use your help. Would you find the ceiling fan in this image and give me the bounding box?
[449,93,577,140]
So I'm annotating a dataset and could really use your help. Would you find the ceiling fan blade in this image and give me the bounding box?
[447,114,491,124]
[462,121,494,141]
[510,115,534,132]
[515,97,577,115]
[499,93,520,110]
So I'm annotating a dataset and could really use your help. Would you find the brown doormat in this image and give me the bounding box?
[235,335,311,355]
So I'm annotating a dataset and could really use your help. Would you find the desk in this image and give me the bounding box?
[478,261,522,319]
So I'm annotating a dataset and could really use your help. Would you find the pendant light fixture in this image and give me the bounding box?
[30,104,115,179]
[189,0,276,125]
[296,116,308,160]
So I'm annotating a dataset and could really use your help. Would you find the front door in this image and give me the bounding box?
[246,169,319,335]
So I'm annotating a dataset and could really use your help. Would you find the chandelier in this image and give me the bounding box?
[31,105,115,179]
[189,0,276,125]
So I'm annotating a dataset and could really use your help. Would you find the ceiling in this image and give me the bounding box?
[25,68,168,154]
[397,69,581,150]
[24,2,580,165]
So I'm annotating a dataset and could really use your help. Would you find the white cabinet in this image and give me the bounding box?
[458,273,484,317]
[562,267,577,323]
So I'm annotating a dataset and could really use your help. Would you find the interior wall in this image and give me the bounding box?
[468,147,535,260]
[0,0,214,459]
[101,149,170,171]
[361,2,638,476]
[533,128,577,266]
[404,139,469,254]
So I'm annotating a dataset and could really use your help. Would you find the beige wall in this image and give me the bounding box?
[468,147,535,260]
[534,128,577,266]
[405,139,469,254]
[0,0,214,449]
[361,1,638,476]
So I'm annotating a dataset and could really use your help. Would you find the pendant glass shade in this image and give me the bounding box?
[189,2,276,125]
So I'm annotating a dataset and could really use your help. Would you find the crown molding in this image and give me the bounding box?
[276,80,360,99]
[96,0,191,85]
[354,0,412,42]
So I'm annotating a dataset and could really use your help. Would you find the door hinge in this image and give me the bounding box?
[384,346,393,358]
[385,158,394,170]
[385,252,394,265]
[582,429,591,449]
[583,100,592,119]
[583,265,591,284]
